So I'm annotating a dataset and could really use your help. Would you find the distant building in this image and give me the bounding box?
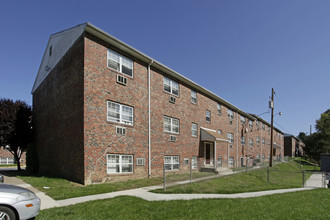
[284,134,304,157]
[32,23,285,184]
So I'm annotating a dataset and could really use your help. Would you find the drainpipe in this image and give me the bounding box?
[236,111,239,167]
[148,60,153,177]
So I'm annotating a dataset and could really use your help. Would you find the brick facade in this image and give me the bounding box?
[33,23,285,185]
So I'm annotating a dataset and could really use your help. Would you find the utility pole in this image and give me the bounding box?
[269,88,274,167]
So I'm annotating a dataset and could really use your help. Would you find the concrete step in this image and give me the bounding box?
[216,167,233,175]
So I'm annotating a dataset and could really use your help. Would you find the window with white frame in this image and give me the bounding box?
[262,138,265,145]
[191,123,198,137]
[256,136,260,146]
[240,116,245,124]
[164,77,179,96]
[164,116,179,134]
[262,123,265,130]
[107,101,133,125]
[206,110,211,123]
[217,103,221,115]
[227,133,234,143]
[184,158,189,165]
[217,129,222,135]
[191,90,197,104]
[229,157,234,167]
[248,120,253,128]
[268,140,270,146]
[107,49,133,77]
[249,138,253,147]
[241,136,245,145]
[164,156,179,171]
[227,109,234,119]
[107,154,133,174]
[192,156,197,169]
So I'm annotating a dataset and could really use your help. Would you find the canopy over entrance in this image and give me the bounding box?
[200,128,229,143]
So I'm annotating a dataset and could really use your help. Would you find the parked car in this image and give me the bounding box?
[0,174,3,183]
[0,184,40,220]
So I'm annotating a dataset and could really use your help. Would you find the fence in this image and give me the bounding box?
[161,156,326,191]
[0,158,15,165]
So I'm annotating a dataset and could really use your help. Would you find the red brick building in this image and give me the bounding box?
[32,23,284,184]
[284,134,304,157]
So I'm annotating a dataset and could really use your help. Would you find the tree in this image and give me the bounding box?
[300,109,330,164]
[0,98,33,170]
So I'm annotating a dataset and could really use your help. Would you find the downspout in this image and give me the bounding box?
[236,111,239,167]
[148,60,153,177]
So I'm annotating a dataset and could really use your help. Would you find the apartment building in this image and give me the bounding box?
[284,134,304,157]
[32,23,284,184]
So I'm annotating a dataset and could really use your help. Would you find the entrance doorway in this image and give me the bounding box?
[204,142,214,165]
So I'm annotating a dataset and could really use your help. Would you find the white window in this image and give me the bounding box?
[191,123,198,137]
[256,121,260,128]
[206,110,211,123]
[256,136,260,146]
[249,139,253,147]
[107,154,133,174]
[217,129,222,135]
[268,140,270,146]
[262,138,265,145]
[249,120,253,128]
[164,156,179,171]
[192,156,197,169]
[217,103,221,115]
[137,158,145,166]
[184,158,189,165]
[227,109,234,119]
[262,123,265,130]
[241,136,245,145]
[191,90,197,104]
[164,77,179,96]
[227,133,234,143]
[107,49,133,77]
[164,116,179,134]
[229,157,234,167]
[240,116,245,124]
[107,101,133,125]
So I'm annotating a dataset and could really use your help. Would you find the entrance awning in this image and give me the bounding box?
[273,143,281,149]
[200,128,229,142]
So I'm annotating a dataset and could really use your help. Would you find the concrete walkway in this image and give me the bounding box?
[1,171,326,210]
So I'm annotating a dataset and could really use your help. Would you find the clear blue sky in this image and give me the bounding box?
[1,0,329,136]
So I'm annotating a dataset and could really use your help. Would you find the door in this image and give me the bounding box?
[204,142,213,165]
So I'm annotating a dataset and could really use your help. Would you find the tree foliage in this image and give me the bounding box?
[0,98,33,170]
[300,109,330,164]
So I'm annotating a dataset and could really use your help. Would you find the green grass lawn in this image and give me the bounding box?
[153,160,315,194]
[37,189,330,220]
[17,171,213,200]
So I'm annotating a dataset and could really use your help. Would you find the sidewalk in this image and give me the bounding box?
[1,171,326,210]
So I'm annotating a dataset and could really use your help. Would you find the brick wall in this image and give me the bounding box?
[33,36,85,183]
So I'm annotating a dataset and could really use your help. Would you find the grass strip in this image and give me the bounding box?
[37,189,330,220]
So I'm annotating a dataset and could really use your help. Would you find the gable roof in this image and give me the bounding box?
[33,23,257,121]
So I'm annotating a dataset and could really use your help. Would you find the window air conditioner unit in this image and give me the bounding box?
[170,135,176,142]
[169,96,176,104]
[245,128,248,133]
[117,74,127,85]
[116,126,126,135]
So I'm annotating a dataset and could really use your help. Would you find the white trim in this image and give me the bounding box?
[107,48,134,78]
[200,127,216,132]
[107,154,133,174]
